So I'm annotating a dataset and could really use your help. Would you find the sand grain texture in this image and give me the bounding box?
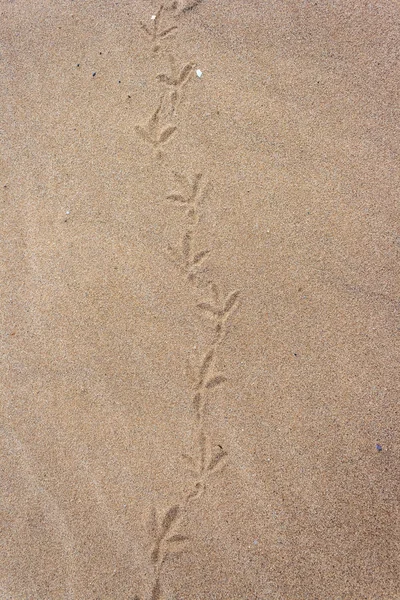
[1,0,400,598]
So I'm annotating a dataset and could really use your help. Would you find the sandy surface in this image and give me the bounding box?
[1,0,400,598]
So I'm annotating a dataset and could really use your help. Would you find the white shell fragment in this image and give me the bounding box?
[151,14,156,19]
[196,69,203,78]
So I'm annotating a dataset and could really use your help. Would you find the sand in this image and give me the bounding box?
[1,0,399,598]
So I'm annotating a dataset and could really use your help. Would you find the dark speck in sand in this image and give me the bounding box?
[92,72,96,77]
[376,444,382,452]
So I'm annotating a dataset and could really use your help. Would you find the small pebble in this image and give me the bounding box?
[196,69,203,78]
[92,72,96,77]
[66,210,70,215]
[151,14,156,19]
[376,444,382,452]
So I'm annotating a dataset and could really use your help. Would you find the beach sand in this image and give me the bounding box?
[1,0,399,598]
